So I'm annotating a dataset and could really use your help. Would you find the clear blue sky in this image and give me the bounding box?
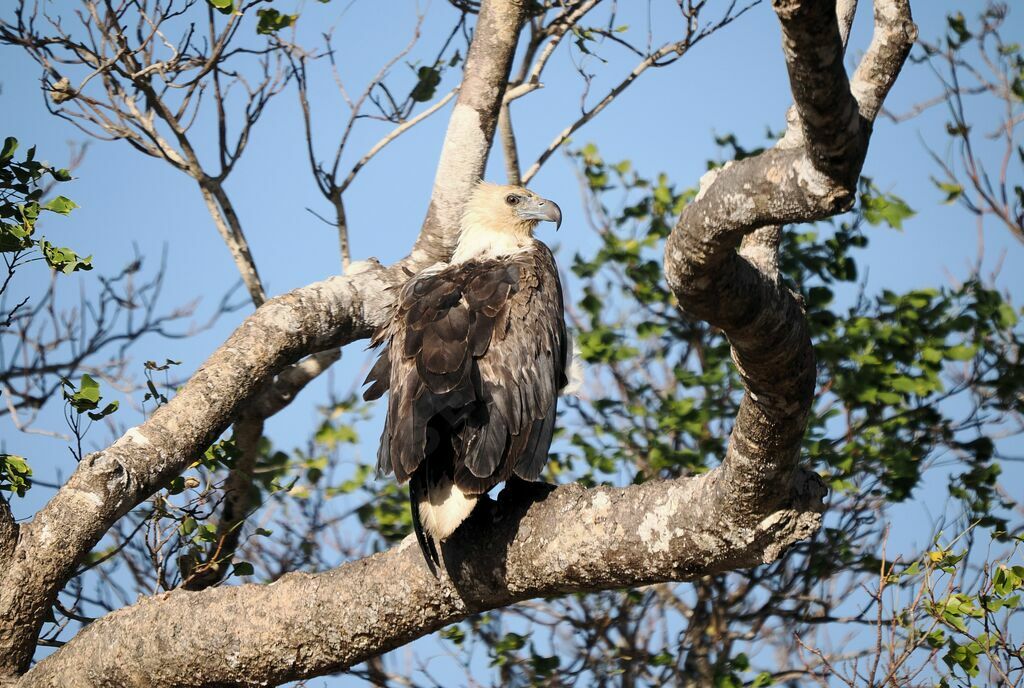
[2,0,1021,684]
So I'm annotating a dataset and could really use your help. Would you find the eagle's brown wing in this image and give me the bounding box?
[364,241,567,494]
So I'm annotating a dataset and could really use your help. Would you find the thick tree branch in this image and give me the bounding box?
[665,0,914,520]
[0,495,15,574]
[15,473,825,688]
[837,0,859,46]
[0,267,397,677]
[413,0,527,263]
[774,0,863,182]
[850,0,917,123]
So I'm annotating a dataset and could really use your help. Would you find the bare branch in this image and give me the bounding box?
[850,0,918,123]
[498,102,522,185]
[775,0,863,181]
[521,39,687,185]
[413,0,529,263]
[15,475,824,688]
[337,88,460,196]
[521,2,758,185]
[198,181,267,306]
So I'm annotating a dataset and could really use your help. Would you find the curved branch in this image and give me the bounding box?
[15,474,825,688]
[850,0,918,123]
[664,0,915,521]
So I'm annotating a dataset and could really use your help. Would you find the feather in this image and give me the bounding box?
[363,239,568,572]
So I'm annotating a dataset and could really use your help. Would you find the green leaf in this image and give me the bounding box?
[947,12,972,46]
[862,185,915,229]
[180,517,197,535]
[65,373,102,412]
[995,303,1018,328]
[0,221,33,252]
[945,345,975,361]
[410,66,441,103]
[42,195,78,215]
[41,240,92,274]
[207,0,233,14]
[87,400,119,421]
[0,137,17,163]
[232,561,254,577]
[196,524,217,542]
[441,625,465,645]
[934,180,963,204]
[0,454,33,497]
[256,8,297,35]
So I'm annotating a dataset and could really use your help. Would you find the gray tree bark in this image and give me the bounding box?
[0,0,916,685]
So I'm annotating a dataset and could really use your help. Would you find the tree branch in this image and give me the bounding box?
[498,102,522,185]
[180,347,343,591]
[774,0,863,181]
[15,474,825,688]
[664,0,914,522]
[413,0,528,263]
[0,267,397,676]
[198,179,268,307]
[0,495,15,574]
[850,0,918,123]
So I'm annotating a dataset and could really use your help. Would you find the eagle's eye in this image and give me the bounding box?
[505,194,520,206]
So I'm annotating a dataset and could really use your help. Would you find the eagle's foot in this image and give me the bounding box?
[500,476,556,505]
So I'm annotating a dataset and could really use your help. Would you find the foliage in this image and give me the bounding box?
[1,138,92,494]
[0,136,89,286]
[0,453,31,497]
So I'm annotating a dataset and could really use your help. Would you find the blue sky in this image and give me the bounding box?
[2,0,1022,684]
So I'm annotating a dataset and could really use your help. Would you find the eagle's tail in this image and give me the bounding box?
[409,461,480,577]
[409,468,440,577]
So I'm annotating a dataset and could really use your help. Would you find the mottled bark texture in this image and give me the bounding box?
[15,478,823,688]
[664,0,914,525]
[0,496,15,574]
[0,1,916,686]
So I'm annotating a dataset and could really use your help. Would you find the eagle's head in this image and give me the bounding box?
[453,182,562,263]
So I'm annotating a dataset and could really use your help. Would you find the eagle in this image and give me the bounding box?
[363,182,568,575]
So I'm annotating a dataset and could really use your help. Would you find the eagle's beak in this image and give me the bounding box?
[519,197,562,230]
